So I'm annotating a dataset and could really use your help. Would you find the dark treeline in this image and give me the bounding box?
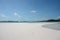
[40,19,60,22]
[0,19,60,22]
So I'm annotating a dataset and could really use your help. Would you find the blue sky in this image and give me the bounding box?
[0,0,60,21]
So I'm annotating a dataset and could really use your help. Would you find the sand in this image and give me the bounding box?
[0,22,60,40]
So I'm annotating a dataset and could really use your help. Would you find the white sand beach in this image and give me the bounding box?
[0,22,60,40]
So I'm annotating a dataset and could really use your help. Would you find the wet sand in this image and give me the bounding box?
[0,22,60,40]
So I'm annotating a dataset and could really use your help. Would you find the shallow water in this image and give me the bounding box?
[42,22,60,30]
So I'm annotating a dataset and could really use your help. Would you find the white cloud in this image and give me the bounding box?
[14,12,18,16]
[57,16,60,19]
[30,10,37,13]
[1,14,6,17]
[18,15,21,17]
[14,12,21,17]
[39,17,50,21]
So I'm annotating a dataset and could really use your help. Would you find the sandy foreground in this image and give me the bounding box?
[0,22,60,40]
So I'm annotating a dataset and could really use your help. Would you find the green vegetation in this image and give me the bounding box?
[40,19,60,22]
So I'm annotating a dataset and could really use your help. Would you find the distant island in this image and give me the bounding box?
[0,19,60,23]
[40,19,60,22]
